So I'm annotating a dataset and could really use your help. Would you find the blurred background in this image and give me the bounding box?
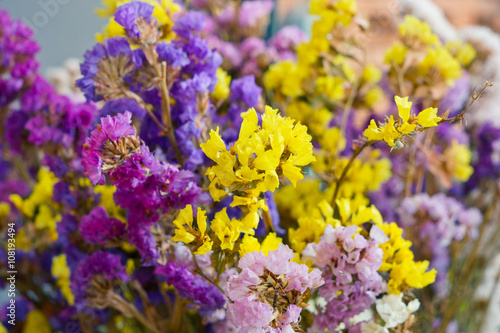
[2,0,500,72]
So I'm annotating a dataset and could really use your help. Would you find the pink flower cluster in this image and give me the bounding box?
[303,225,388,330]
[226,244,323,332]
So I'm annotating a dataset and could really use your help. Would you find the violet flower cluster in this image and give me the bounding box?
[397,193,482,296]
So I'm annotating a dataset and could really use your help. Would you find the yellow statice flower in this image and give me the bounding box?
[364,96,442,147]
[0,202,10,219]
[289,200,339,253]
[263,61,308,98]
[96,0,180,42]
[211,68,231,102]
[23,310,51,333]
[384,42,408,67]
[10,168,60,241]
[446,41,476,67]
[336,198,383,226]
[275,180,330,222]
[210,208,242,251]
[364,86,384,108]
[172,205,213,255]
[310,0,357,27]
[327,150,392,198]
[239,233,282,257]
[315,76,345,101]
[362,64,382,84]
[398,15,439,47]
[95,185,125,222]
[378,222,436,294]
[417,46,462,86]
[51,254,75,305]
[444,140,474,182]
[286,102,333,140]
[201,106,315,229]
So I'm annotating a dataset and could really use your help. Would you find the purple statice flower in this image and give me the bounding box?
[82,111,138,185]
[268,25,307,61]
[70,251,129,311]
[303,225,387,330]
[173,11,206,40]
[216,1,274,28]
[397,193,482,297]
[52,181,77,209]
[128,224,158,262]
[156,42,190,68]
[0,10,40,106]
[214,75,262,143]
[226,244,323,331]
[467,123,500,189]
[83,112,206,260]
[155,261,226,316]
[99,98,147,119]
[6,75,97,153]
[79,206,126,245]
[114,1,155,40]
[206,36,243,68]
[239,37,278,77]
[369,177,404,222]
[229,74,262,108]
[77,37,134,102]
[42,155,70,178]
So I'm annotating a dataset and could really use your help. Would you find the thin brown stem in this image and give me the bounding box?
[262,209,276,234]
[156,61,183,164]
[331,141,373,207]
[439,81,492,124]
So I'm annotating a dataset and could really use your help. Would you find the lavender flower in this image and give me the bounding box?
[397,193,482,296]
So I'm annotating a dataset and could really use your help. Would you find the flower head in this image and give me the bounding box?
[226,244,323,331]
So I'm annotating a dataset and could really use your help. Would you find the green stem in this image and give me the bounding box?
[190,249,225,294]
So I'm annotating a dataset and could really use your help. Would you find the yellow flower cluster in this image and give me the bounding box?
[239,232,282,257]
[398,15,439,47]
[51,254,75,305]
[443,140,474,182]
[10,168,60,242]
[211,68,231,102]
[263,0,382,110]
[96,0,180,42]
[172,205,214,254]
[324,149,392,198]
[385,15,467,99]
[172,204,283,256]
[378,222,436,294]
[201,106,315,229]
[364,96,441,147]
[95,185,126,222]
[288,199,382,254]
[23,310,52,333]
[446,41,477,67]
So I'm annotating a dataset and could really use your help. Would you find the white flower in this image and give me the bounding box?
[375,293,420,329]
